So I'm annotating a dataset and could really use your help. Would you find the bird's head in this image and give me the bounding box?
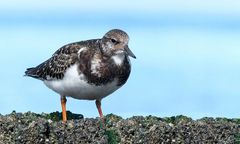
[101,29,136,59]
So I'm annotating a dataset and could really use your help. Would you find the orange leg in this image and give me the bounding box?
[61,96,67,122]
[96,100,104,124]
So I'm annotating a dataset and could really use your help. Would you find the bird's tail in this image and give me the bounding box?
[24,67,41,79]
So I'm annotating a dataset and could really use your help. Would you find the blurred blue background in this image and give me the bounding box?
[1,0,240,119]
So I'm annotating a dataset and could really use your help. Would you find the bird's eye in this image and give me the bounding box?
[111,39,118,44]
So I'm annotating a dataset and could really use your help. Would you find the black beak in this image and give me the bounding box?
[124,45,136,59]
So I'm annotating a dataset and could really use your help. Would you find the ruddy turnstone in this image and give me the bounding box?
[25,29,136,122]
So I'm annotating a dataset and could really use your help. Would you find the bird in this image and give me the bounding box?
[25,29,136,123]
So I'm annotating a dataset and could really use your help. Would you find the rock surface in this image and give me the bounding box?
[0,111,240,144]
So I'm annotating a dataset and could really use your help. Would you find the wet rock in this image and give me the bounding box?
[0,111,240,143]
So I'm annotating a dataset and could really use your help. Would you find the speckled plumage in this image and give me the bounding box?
[25,29,136,122]
[25,29,136,101]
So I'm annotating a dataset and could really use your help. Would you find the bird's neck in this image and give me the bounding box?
[111,53,126,66]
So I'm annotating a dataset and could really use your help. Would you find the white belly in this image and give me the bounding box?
[43,64,120,100]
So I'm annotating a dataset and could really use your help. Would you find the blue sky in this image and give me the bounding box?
[1,0,240,119]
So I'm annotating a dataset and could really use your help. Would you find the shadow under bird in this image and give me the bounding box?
[25,29,136,123]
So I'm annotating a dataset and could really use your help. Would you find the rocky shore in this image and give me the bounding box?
[0,111,240,143]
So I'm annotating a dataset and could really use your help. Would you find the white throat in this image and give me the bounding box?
[111,53,125,66]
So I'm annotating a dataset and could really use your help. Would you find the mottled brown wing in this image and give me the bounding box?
[25,43,81,80]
